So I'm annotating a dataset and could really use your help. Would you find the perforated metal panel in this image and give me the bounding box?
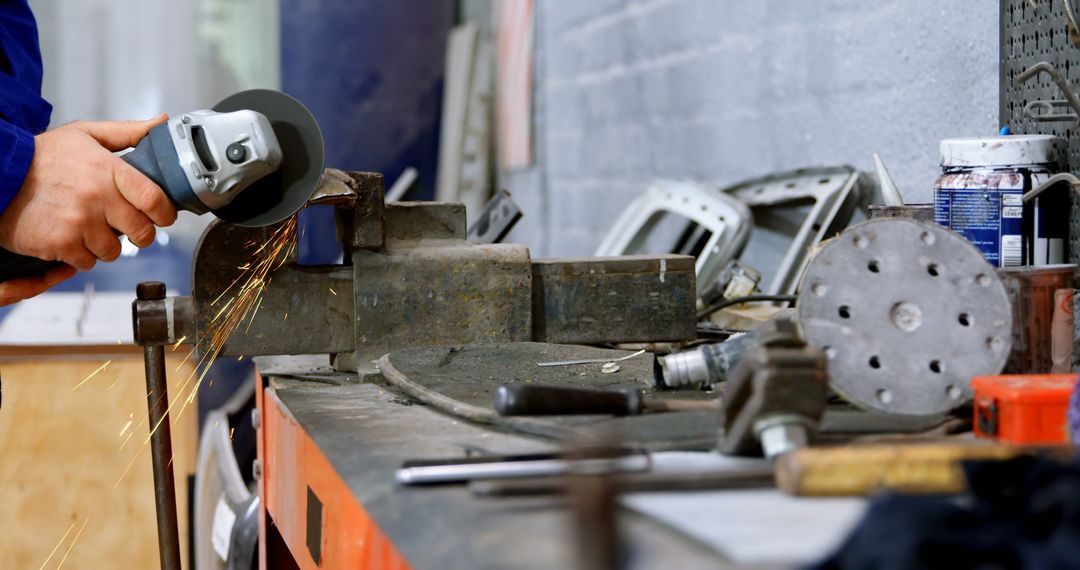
[1001,0,1080,262]
[1001,0,1080,371]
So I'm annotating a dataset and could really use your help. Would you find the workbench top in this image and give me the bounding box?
[265,373,867,568]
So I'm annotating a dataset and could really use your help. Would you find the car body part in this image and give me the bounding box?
[595,179,751,294]
[724,166,870,296]
[798,218,1014,415]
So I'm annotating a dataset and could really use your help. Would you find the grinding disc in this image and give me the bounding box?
[211,89,325,227]
[797,218,1013,415]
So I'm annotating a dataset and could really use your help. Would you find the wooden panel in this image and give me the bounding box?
[261,386,410,569]
[0,353,197,569]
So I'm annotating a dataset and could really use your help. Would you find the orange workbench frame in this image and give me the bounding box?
[257,373,411,569]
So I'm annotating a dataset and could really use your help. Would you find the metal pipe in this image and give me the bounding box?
[136,282,182,570]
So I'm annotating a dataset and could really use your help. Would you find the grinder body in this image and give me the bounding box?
[0,88,323,283]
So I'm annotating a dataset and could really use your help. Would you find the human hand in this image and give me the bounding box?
[0,116,179,271]
[0,264,76,306]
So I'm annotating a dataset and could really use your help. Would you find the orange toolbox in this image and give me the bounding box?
[970,374,1076,444]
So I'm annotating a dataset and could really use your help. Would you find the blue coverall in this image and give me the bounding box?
[0,0,49,214]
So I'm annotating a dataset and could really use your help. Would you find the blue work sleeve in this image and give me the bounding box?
[0,118,33,214]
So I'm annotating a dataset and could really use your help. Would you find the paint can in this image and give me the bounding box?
[934,135,1063,267]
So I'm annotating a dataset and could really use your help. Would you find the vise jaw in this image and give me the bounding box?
[192,170,696,373]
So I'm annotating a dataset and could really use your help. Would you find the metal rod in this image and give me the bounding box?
[135,281,182,570]
[144,342,181,570]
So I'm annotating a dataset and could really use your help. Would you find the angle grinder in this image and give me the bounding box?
[0,88,325,282]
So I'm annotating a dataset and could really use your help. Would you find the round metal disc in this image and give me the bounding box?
[212,89,324,227]
[798,218,1013,415]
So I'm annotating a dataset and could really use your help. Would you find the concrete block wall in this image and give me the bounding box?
[503,0,999,257]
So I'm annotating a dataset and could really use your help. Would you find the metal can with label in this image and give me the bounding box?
[934,135,1062,267]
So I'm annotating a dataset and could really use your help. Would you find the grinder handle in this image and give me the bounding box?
[0,134,166,283]
[493,384,643,416]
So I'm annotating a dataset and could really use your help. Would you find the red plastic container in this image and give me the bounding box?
[970,374,1076,444]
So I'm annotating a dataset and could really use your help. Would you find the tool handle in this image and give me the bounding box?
[493,384,643,416]
[774,443,1077,497]
[0,133,167,283]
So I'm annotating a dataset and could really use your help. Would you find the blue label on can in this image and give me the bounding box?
[934,188,1024,267]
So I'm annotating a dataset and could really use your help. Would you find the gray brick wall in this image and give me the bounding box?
[502,0,999,257]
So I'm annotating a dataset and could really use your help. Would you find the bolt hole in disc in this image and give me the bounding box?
[798,219,1012,415]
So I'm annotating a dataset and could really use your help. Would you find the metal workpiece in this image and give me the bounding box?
[132,282,182,570]
[309,168,361,206]
[724,166,870,296]
[798,218,1013,415]
[531,255,697,345]
[720,342,828,458]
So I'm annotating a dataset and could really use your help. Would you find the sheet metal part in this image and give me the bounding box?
[725,166,870,296]
[594,179,751,295]
[132,282,182,570]
[798,218,1013,415]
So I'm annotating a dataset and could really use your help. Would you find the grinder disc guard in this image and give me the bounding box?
[211,89,324,227]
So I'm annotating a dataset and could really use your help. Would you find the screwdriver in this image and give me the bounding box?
[493,384,720,416]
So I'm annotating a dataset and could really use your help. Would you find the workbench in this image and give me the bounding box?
[254,357,867,569]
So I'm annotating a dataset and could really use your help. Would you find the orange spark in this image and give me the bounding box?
[71,361,111,391]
